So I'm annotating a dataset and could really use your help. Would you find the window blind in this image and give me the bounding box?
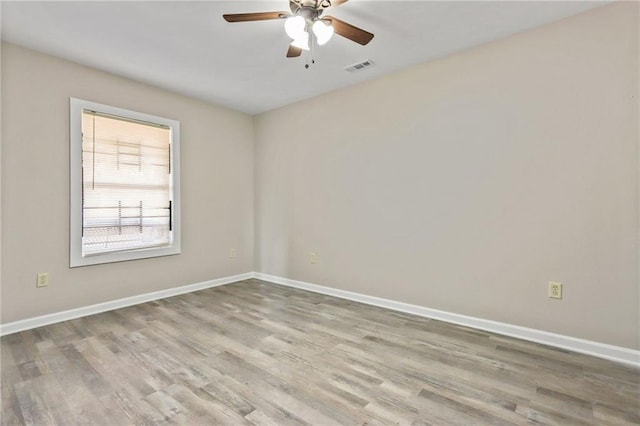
[81,110,172,256]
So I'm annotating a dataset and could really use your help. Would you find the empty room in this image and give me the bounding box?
[1,0,638,424]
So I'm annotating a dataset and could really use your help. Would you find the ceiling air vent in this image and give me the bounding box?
[344,60,376,73]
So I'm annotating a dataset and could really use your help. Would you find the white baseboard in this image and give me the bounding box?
[3,271,638,367]
[0,272,253,336]
[253,272,640,368]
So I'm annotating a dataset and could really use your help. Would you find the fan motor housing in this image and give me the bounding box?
[290,0,323,19]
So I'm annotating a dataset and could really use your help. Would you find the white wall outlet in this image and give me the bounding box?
[310,252,317,264]
[229,248,237,259]
[36,272,49,288]
[548,281,562,299]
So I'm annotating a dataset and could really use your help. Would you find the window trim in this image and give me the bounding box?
[70,98,181,267]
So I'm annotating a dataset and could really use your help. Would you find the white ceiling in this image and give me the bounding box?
[1,1,605,115]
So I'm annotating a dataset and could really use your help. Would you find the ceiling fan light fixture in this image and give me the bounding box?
[223,1,375,60]
[284,15,306,39]
[291,32,310,51]
[312,20,334,46]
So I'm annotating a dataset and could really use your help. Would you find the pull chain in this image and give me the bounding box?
[305,30,317,69]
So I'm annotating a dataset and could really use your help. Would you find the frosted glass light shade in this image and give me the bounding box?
[285,16,306,40]
[291,32,310,51]
[312,20,334,45]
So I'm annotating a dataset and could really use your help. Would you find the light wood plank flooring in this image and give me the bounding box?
[1,279,639,425]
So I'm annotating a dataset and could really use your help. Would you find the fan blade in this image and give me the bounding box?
[319,0,349,8]
[325,16,374,45]
[223,12,289,22]
[286,45,303,58]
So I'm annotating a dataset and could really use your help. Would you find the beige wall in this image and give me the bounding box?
[1,43,254,323]
[254,2,640,349]
[2,2,638,351]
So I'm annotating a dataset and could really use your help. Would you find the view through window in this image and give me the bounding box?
[70,99,180,267]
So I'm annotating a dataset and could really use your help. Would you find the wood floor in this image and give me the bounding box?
[1,279,638,425]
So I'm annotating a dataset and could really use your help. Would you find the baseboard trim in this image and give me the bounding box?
[253,272,640,367]
[0,272,253,336]
[3,271,638,367]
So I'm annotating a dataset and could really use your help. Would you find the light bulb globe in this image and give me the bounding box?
[291,32,310,51]
[312,20,334,46]
[285,16,306,40]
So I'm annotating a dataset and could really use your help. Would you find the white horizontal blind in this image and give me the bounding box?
[81,110,172,256]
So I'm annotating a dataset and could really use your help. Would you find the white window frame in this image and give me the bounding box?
[70,98,181,267]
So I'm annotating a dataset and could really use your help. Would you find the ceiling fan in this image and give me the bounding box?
[223,0,374,59]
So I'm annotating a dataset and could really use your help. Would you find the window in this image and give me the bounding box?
[70,98,180,267]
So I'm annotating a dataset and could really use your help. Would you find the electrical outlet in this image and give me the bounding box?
[36,272,49,288]
[310,252,317,264]
[229,248,236,259]
[548,281,562,299]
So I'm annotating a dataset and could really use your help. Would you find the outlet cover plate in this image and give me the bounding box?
[548,281,562,299]
[36,272,49,288]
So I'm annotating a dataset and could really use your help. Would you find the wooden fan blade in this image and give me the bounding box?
[223,12,289,22]
[287,45,302,58]
[325,16,374,45]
